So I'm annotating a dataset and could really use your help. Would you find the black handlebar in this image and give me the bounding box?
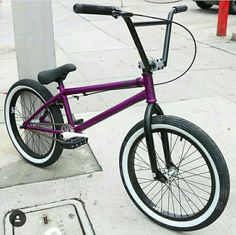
[73,2,188,73]
[73,3,188,16]
[73,3,119,15]
[173,5,188,13]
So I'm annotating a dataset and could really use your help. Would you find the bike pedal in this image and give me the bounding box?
[61,136,88,149]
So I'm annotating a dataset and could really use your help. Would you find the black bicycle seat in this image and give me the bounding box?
[38,64,76,85]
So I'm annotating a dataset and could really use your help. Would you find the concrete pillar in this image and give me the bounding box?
[11,0,56,92]
[217,0,230,37]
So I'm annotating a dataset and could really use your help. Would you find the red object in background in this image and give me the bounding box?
[217,0,230,36]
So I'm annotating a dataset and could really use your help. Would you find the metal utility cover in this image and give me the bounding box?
[4,199,94,235]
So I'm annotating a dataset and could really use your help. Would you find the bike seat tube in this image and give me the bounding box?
[143,73,156,104]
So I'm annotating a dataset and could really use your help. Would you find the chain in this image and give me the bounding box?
[24,122,71,143]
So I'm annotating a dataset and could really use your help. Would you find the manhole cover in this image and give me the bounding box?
[4,199,94,235]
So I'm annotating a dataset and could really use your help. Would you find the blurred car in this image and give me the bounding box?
[194,0,236,15]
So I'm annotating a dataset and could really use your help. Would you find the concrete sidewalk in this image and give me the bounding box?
[0,0,236,234]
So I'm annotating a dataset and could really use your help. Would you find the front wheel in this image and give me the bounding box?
[119,115,229,231]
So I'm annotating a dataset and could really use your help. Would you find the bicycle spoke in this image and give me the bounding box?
[177,177,183,216]
[180,156,202,168]
[169,133,172,156]
[135,154,149,166]
[178,139,186,167]
[154,184,168,207]
[177,148,198,166]
[17,98,31,116]
[167,183,170,214]
[172,183,209,202]
[12,90,55,157]
[142,180,156,190]
[178,177,211,188]
[177,172,210,202]
[166,182,188,216]
[135,151,151,168]
[138,140,165,169]
[170,183,176,216]
[134,163,150,170]
[170,135,178,155]
[34,131,51,154]
[141,140,165,166]
[137,177,154,181]
[179,169,211,180]
[172,180,195,214]
[182,163,207,173]
[145,181,160,195]
[25,131,34,146]
[139,179,156,184]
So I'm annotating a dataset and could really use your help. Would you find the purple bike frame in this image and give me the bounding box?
[23,73,156,134]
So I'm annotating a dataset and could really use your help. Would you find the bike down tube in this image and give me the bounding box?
[75,90,146,132]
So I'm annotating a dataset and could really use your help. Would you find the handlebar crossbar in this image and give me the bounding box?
[73,3,188,73]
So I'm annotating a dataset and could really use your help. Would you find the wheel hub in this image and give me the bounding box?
[162,166,179,183]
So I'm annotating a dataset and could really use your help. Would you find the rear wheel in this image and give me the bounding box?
[120,115,230,231]
[4,79,64,167]
[196,1,213,9]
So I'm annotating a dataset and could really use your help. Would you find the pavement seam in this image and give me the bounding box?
[55,0,133,49]
[196,40,236,56]
[86,20,132,48]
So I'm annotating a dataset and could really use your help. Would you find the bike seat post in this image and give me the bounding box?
[58,81,75,127]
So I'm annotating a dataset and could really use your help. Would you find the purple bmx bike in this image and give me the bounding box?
[4,3,230,231]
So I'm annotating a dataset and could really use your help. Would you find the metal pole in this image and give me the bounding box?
[217,0,230,36]
[11,0,56,92]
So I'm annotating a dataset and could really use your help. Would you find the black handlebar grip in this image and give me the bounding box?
[73,3,118,15]
[173,5,188,13]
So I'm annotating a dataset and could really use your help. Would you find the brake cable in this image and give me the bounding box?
[76,13,197,97]
[133,13,197,86]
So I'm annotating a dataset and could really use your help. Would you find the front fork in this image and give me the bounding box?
[144,103,174,183]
